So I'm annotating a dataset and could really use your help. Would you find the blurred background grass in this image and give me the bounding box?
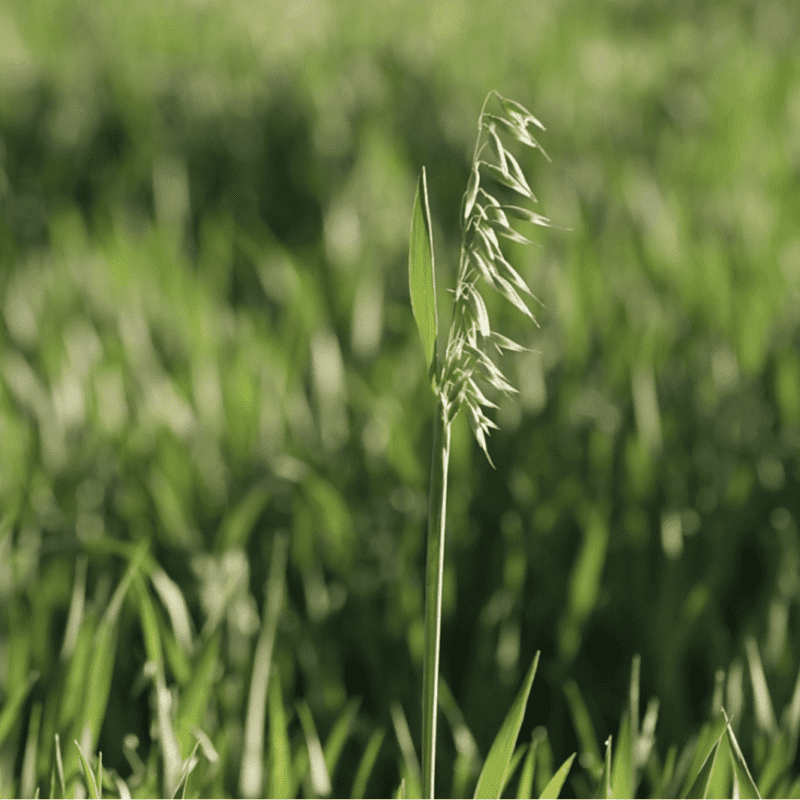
[1,0,799,796]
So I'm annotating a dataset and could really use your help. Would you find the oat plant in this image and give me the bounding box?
[408,90,553,798]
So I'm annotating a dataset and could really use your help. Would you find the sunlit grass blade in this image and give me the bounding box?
[530,728,553,798]
[170,738,201,800]
[134,565,181,797]
[753,729,792,798]
[20,701,41,799]
[597,736,612,800]
[240,531,288,798]
[704,724,732,800]
[681,721,726,799]
[297,700,332,797]
[0,670,38,749]
[507,745,530,791]
[564,680,602,781]
[723,710,761,799]
[350,727,385,800]
[150,566,195,655]
[678,713,727,798]
[60,555,88,661]
[473,651,540,799]
[538,752,575,799]
[55,732,65,798]
[323,697,361,783]
[638,697,659,771]
[610,655,638,798]
[112,773,132,800]
[176,631,222,760]
[516,732,539,799]
[439,677,480,798]
[391,702,422,800]
[745,637,777,736]
[170,729,217,800]
[159,612,192,686]
[64,541,148,788]
[268,668,292,799]
[409,166,439,375]
[74,740,100,800]
[784,658,800,754]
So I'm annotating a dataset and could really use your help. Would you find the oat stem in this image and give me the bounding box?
[421,397,450,799]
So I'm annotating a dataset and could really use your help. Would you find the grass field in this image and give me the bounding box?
[1,0,800,796]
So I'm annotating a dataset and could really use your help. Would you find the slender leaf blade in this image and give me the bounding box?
[682,725,726,799]
[351,727,385,800]
[724,714,761,799]
[516,735,539,800]
[268,669,292,799]
[408,167,438,373]
[74,740,99,800]
[563,681,602,780]
[323,697,361,782]
[596,736,612,800]
[474,652,540,799]
[391,703,421,800]
[538,753,576,800]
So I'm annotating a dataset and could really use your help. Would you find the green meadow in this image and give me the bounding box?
[1,0,799,796]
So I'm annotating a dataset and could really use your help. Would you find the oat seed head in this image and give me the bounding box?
[442,91,552,463]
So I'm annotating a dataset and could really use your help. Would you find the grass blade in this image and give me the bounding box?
[610,655,639,798]
[0,670,38,749]
[439,677,480,798]
[391,702,422,799]
[516,733,539,799]
[176,631,222,760]
[597,736,612,799]
[20,701,41,799]
[473,651,540,799]
[323,697,361,783]
[538,752,575,799]
[240,531,288,798]
[55,732,65,798]
[563,680,602,780]
[297,700,332,797]
[678,713,727,798]
[682,722,726,799]
[268,668,292,799]
[723,711,761,799]
[74,740,100,800]
[350,727,385,800]
[745,637,777,736]
[150,566,195,655]
[408,166,439,375]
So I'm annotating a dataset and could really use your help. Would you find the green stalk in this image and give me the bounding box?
[421,395,451,799]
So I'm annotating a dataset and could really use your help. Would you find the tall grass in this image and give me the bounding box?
[409,91,553,799]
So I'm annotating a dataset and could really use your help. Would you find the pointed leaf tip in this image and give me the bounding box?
[474,652,540,798]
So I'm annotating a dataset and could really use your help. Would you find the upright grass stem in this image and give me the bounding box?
[409,90,551,799]
[421,398,450,799]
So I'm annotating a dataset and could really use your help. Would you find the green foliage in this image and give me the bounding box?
[474,653,541,799]
[0,0,799,797]
[408,167,439,378]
